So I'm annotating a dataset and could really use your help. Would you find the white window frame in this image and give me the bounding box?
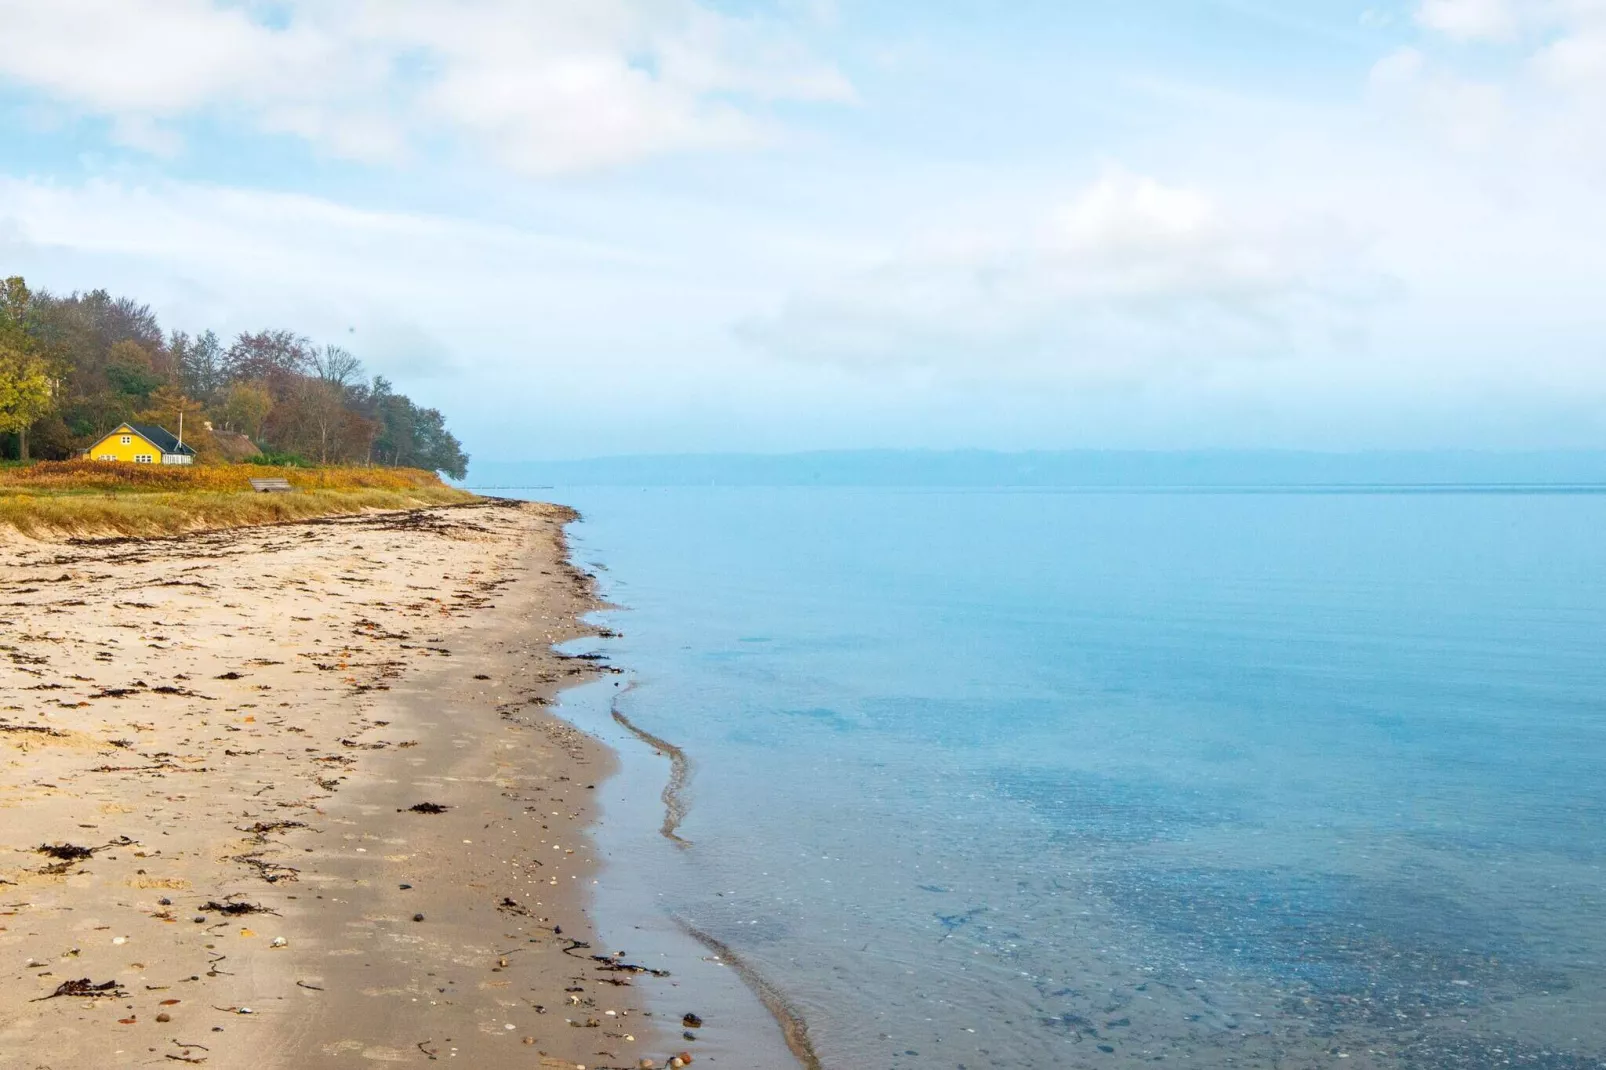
[135,454,153,464]
[121,435,132,445]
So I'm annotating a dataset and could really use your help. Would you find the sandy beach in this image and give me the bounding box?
[0,500,687,1069]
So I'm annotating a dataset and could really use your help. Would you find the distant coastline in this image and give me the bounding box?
[467,448,1606,490]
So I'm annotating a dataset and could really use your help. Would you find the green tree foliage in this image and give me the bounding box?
[105,340,164,402]
[218,382,274,439]
[0,274,468,474]
[0,277,57,459]
[361,377,469,480]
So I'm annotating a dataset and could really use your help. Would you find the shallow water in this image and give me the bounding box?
[542,487,1606,1069]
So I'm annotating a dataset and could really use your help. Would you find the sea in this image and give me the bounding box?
[506,476,1606,1070]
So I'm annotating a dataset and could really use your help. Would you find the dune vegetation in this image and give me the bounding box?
[0,459,477,539]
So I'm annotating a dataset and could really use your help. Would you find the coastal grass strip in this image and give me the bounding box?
[0,460,449,494]
[0,486,476,539]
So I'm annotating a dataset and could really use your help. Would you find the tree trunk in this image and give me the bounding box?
[19,425,28,462]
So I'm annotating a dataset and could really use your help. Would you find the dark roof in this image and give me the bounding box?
[124,423,197,455]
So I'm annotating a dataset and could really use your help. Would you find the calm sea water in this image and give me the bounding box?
[537,487,1606,1070]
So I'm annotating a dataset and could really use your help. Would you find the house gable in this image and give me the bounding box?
[88,423,195,464]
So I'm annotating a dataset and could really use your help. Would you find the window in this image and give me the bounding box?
[121,435,132,445]
[135,454,153,464]
[98,455,115,461]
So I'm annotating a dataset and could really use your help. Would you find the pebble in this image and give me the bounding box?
[270,936,288,948]
[412,913,425,922]
[156,1013,172,1023]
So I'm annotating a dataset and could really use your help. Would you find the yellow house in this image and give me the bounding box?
[86,422,197,465]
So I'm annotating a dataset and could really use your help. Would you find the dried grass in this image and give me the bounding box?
[0,460,447,493]
[0,465,477,539]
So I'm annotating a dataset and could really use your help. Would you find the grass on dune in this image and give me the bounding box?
[0,459,450,493]
[0,461,477,539]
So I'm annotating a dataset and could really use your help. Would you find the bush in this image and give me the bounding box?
[255,450,312,468]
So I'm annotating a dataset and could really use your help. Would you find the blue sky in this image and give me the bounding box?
[1,0,1603,460]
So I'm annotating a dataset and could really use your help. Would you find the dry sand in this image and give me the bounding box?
[0,500,690,1070]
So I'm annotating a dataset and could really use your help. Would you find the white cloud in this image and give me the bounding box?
[744,172,1383,382]
[0,174,674,386]
[1369,46,1508,150]
[1535,23,1606,95]
[1393,0,1606,162]
[1416,0,1520,40]
[0,0,851,173]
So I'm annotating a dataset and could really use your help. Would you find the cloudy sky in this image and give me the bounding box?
[2,0,1603,459]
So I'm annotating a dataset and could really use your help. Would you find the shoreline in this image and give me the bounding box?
[0,501,689,1068]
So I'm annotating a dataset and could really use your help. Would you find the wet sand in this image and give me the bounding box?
[0,500,694,1069]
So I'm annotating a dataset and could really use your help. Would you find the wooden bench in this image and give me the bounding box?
[249,478,294,493]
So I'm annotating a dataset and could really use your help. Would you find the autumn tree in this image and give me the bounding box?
[218,382,273,439]
[310,344,364,390]
[0,274,467,475]
[224,330,310,396]
[0,276,56,460]
[172,329,227,401]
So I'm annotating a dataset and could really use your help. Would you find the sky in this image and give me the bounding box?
[1,0,1603,460]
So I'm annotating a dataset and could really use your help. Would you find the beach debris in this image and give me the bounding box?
[681,1013,703,1029]
[231,852,300,883]
[593,955,669,978]
[157,1012,173,1022]
[32,977,126,1001]
[236,820,307,842]
[36,843,94,861]
[404,802,449,814]
[270,936,288,948]
[33,835,139,873]
[199,900,276,917]
[0,721,68,738]
[412,913,426,922]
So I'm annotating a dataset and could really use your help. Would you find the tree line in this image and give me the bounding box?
[0,275,468,479]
